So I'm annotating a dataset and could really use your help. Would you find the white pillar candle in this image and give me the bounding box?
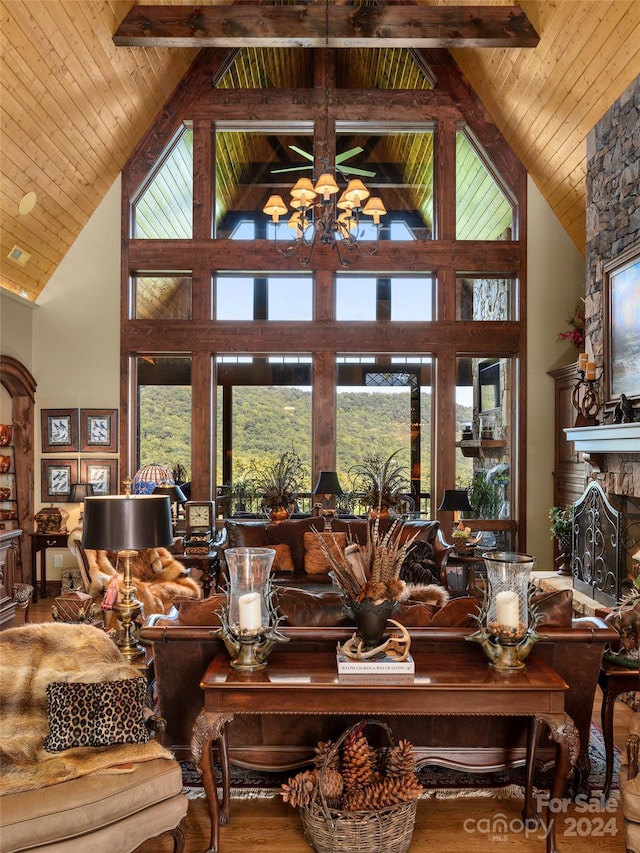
[238,591,262,631]
[495,590,519,629]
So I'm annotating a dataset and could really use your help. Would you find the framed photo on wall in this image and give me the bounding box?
[41,409,78,453]
[41,459,78,502]
[605,241,640,406]
[80,408,118,453]
[81,458,118,496]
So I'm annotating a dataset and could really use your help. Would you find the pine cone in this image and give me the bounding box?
[386,739,416,779]
[319,767,344,807]
[314,740,338,770]
[342,775,424,811]
[280,769,317,809]
[342,733,376,789]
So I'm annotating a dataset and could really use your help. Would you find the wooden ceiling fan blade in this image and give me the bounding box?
[335,146,364,164]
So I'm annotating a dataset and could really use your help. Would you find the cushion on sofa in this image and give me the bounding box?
[303,531,347,574]
[1,758,184,853]
[277,588,351,627]
[172,595,225,626]
[226,520,270,549]
[266,517,320,569]
[396,519,440,545]
[400,539,438,585]
[533,589,573,628]
[271,542,295,572]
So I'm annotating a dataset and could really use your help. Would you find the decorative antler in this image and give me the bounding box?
[337,619,410,661]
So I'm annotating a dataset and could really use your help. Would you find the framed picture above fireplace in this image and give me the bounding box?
[604,241,640,405]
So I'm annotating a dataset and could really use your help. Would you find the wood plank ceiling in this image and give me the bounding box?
[1,0,639,303]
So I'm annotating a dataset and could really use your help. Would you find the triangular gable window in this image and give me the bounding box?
[133,127,193,239]
[456,129,514,241]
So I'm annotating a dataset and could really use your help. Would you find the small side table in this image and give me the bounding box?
[31,531,69,602]
[175,551,220,597]
[598,659,640,798]
[445,552,485,596]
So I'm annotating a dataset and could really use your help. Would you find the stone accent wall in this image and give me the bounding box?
[585,75,640,498]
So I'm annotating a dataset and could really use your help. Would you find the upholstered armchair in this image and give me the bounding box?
[0,622,188,852]
[620,710,640,853]
[67,525,202,622]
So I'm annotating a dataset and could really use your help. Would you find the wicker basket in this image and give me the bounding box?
[299,720,419,853]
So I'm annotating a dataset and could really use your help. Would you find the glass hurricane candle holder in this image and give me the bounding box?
[468,551,542,672]
[485,551,535,641]
[215,547,289,672]
[226,547,275,635]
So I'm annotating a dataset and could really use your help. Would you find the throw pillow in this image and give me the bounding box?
[271,542,295,572]
[303,531,347,575]
[400,540,437,585]
[44,677,150,752]
[226,520,269,549]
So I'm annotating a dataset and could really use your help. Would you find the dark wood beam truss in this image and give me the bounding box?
[114,4,539,50]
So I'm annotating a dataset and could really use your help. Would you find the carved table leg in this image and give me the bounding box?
[523,716,543,826]
[535,712,580,853]
[191,708,234,853]
[599,678,617,800]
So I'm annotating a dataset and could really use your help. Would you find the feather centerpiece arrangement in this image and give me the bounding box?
[313,515,418,604]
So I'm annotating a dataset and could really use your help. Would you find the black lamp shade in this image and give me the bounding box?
[82,495,173,551]
[313,471,343,496]
[153,484,187,504]
[68,483,95,503]
[438,489,472,513]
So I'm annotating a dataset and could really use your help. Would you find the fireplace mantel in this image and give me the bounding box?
[564,422,640,454]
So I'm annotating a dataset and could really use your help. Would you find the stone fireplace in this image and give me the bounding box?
[569,75,640,608]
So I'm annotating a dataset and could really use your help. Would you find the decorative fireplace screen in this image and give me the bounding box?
[572,479,640,608]
[572,480,620,607]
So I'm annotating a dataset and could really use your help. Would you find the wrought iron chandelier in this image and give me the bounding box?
[262,1,386,267]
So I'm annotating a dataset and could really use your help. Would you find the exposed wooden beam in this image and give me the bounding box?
[113,5,539,49]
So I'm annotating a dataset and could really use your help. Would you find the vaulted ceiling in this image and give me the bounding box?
[1,1,639,302]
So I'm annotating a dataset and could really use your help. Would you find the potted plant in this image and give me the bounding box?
[252,451,307,522]
[224,465,256,516]
[467,470,503,519]
[549,505,573,576]
[348,450,411,517]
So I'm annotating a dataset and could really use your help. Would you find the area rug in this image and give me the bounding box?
[181,722,619,801]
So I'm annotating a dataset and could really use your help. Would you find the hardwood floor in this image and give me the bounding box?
[137,694,633,853]
[26,598,634,852]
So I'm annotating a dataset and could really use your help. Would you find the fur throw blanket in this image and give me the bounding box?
[0,623,173,796]
[69,527,202,616]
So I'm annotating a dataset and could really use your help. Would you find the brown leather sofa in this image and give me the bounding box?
[141,587,617,791]
[222,516,452,586]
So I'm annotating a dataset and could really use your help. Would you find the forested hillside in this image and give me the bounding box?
[140,385,473,488]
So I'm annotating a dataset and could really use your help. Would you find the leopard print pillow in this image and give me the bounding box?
[44,677,150,752]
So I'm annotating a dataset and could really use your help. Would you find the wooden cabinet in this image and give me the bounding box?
[0,356,36,584]
[0,529,21,629]
[0,440,19,532]
[549,364,585,509]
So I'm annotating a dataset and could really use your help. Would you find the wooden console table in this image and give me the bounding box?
[191,650,579,853]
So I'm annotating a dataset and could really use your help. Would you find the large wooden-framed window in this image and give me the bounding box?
[121,47,527,546]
